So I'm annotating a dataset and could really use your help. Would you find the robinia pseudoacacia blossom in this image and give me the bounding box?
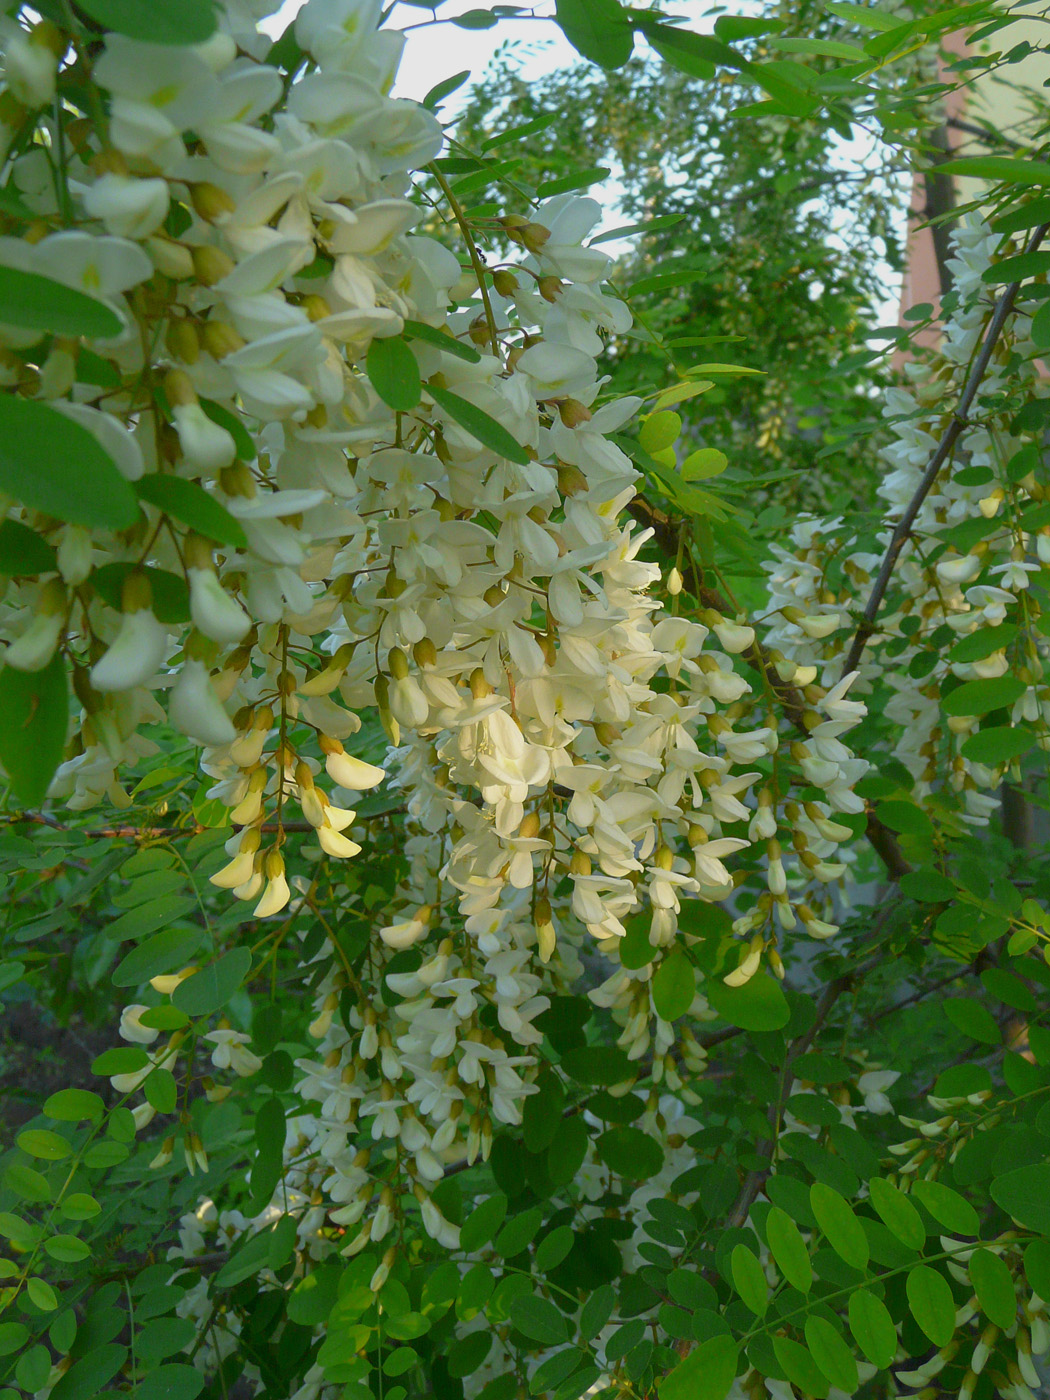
[3,1,1050,1399]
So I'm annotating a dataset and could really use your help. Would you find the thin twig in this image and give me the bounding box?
[428,163,500,352]
[726,952,882,1228]
[945,117,1024,152]
[839,221,1050,679]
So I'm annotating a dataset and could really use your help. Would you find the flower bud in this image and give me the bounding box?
[5,579,66,672]
[191,182,236,222]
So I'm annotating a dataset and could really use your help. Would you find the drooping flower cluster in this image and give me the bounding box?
[762,215,1050,830]
[0,0,820,1294]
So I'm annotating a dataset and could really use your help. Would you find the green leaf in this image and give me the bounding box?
[199,397,256,460]
[0,520,57,575]
[579,1284,615,1341]
[144,1067,178,1115]
[423,70,471,110]
[247,1097,285,1210]
[652,950,695,1020]
[537,167,611,197]
[867,1177,925,1250]
[991,195,1050,234]
[288,1265,340,1325]
[659,1333,737,1400]
[590,214,685,244]
[112,928,204,989]
[560,1045,633,1085]
[947,628,1017,665]
[529,1349,586,1394]
[823,1,907,29]
[936,156,1050,185]
[619,914,656,969]
[49,1344,127,1400]
[26,1276,58,1312]
[367,336,423,411]
[547,1116,589,1185]
[16,1344,51,1392]
[730,1244,767,1316]
[106,894,197,942]
[135,475,247,549]
[75,0,217,43]
[92,1045,148,1076]
[481,114,559,152]
[899,869,954,903]
[811,1183,868,1272]
[991,1164,1050,1233]
[0,397,139,530]
[171,947,252,1017]
[0,1324,28,1358]
[44,1234,90,1263]
[596,1126,665,1179]
[640,411,681,453]
[606,1320,646,1362]
[43,1089,104,1123]
[132,1363,206,1400]
[450,9,498,28]
[765,1204,812,1292]
[911,1180,980,1236]
[943,675,1026,716]
[1025,1239,1050,1298]
[1032,301,1050,350]
[135,1318,197,1363]
[510,1295,568,1345]
[969,1247,1017,1329]
[459,1193,508,1253]
[983,250,1050,282]
[0,267,122,340]
[524,1072,566,1152]
[876,800,933,836]
[60,1194,99,1222]
[906,1264,956,1347]
[215,1227,277,1288]
[804,1316,859,1394]
[554,0,633,69]
[447,1331,492,1378]
[402,319,481,363]
[17,1130,71,1161]
[960,726,1035,765]
[847,1289,897,1368]
[494,1206,543,1258]
[534,1226,574,1272]
[706,974,790,1030]
[92,563,190,626]
[638,20,743,78]
[769,35,865,57]
[715,15,783,39]
[943,997,1001,1046]
[682,448,727,481]
[0,654,68,807]
[772,1337,828,1399]
[428,385,530,464]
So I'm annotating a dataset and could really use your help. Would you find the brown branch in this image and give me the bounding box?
[945,117,1024,152]
[864,809,910,881]
[921,122,958,299]
[840,221,1050,680]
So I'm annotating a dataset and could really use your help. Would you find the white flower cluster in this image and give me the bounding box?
[0,0,773,950]
[762,215,1050,830]
[0,5,877,1388]
[1,0,826,1181]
